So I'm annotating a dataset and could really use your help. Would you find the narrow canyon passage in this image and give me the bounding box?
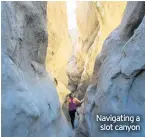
[1,1,145,137]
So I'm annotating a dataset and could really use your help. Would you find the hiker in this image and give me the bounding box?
[67,93,84,129]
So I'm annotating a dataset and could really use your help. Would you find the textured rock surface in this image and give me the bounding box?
[46,2,72,105]
[67,2,126,99]
[67,1,99,96]
[46,2,72,86]
[1,1,71,137]
[75,2,145,137]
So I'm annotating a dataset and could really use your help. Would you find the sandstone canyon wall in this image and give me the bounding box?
[67,1,99,98]
[67,2,126,99]
[2,1,145,137]
[75,2,145,137]
[46,2,72,104]
[1,2,71,137]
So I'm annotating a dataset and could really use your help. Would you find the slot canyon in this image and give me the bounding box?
[1,1,145,137]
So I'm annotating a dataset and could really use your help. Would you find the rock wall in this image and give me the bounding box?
[75,2,145,137]
[46,2,72,86]
[1,2,71,137]
[46,2,72,104]
[67,2,99,97]
[67,2,126,99]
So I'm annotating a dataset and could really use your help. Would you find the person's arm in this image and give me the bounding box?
[74,98,84,104]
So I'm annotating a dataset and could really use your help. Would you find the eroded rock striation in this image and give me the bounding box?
[46,2,72,86]
[1,2,71,137]
[67,2,99,98]
[46,2,72,105]
[67,2,126,99]
[75,2,145,137]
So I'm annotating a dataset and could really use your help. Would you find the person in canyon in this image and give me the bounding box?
[67,93,84,129]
